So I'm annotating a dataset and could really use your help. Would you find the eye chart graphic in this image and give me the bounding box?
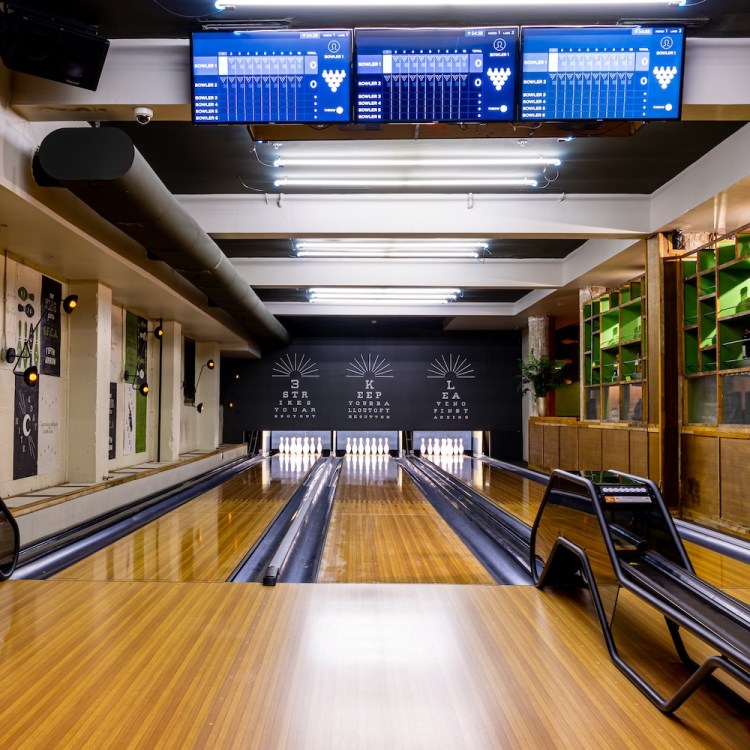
[346,354,394,421]
[428,354,475,422]
[272,353,320,421]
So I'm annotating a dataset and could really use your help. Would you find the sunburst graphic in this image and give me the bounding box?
[347,354,394,378]
[427,354,475,379]
[272,353,320,378]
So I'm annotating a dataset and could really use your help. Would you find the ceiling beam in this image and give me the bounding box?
[234,257,563,288]
[184,192,651,237]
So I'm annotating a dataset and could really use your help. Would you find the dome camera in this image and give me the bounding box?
[134,107,153,125]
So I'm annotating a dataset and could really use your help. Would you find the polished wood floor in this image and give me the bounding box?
[53,455,314,582]
[318,456,495,583]
[1,454,747,747]
[0,581,747,748]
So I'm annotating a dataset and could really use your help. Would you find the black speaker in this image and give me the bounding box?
[1,5,109,91]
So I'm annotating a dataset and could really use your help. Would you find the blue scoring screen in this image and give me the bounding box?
[520,26,685,121]
[354,27,518,123]
[191,30,352,124]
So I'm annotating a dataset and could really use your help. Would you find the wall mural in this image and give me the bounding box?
[222,334,521,440]
[13,374,38,480]
[39,276,62,376]
[11,264,41,373]
[10,266,63,480]
[108,382,117,460]
[37,378,60,476]
[124,312,148,454]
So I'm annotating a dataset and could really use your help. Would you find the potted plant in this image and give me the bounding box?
[518,349,566,417]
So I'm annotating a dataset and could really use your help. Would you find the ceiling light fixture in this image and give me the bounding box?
[308,287,462,305]
[294,239,488,259]
[217,1,685,9]
[274,157,561,168]
[275,177,537,188]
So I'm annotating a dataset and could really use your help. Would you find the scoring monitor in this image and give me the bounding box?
[191,29,352,124]
[520,26,685,121]
[354,27,518,123]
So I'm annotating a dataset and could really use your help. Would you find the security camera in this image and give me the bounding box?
[134,107,153,125]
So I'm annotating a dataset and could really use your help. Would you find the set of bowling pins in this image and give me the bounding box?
[278,452,316,472]
[420,437,464,456]
[349,452,390,475]
[345,436,390,456]
[278,435,322,455]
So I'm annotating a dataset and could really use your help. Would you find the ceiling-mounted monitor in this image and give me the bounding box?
[520,26,685,122]
[353,27,518,123]
[190,30,352,124]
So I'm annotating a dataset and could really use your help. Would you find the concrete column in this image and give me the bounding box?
[196,341,220,451]
[527,315,549,359]
[526,315,549,418]
[68,281,111,482]
[159,319,182,462]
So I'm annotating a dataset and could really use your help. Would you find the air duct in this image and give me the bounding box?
[34,127,290,349]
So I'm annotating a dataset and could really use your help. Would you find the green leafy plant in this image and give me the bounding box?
[518,349,567,398]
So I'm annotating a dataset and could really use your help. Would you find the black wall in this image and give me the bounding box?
[222,332,523,458]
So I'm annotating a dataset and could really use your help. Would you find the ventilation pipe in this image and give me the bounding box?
[34,127,289,349]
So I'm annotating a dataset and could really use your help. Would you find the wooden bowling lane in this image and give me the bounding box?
[0,580,747,748]
[437,456,750,590]
[317,455,495,584]
[52,455,315,583]
[432,454,546,526]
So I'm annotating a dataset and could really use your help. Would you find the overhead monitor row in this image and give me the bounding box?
[191,25,685,125]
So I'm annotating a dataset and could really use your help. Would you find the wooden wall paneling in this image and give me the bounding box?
[648,431,662,487]
[578,427,602,470]
[601,429,630,472]
[718,437,750,528]
[558,425,579,470]
[681,434,720,518]
[542,426,560,471]
[629,431,649,477]
[528,421,544,468]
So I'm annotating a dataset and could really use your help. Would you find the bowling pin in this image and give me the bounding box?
[420,438,426,455]
[365,437,371,455]
[427,438,433,455]
[384,437,390,456]
[278,437,285,454]
[317,437,322,454]
[459,438,464,455]
[346,437,352,455]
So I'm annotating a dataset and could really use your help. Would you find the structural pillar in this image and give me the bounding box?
[526,315,549,417]
[196,341,220,451]
[159,320,182,462]
[67,281,111,482]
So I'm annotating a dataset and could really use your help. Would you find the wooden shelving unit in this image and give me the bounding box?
[583,277,647,423]
[682,232,750,425]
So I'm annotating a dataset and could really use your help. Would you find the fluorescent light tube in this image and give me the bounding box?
[309,288,461,296]
[275,157,561,168]
[275,177,537,187]
[218,1,685,9]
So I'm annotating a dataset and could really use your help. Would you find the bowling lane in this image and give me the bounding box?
[53,455,315,583]
[431,454,545,526]
[434,455,750,590]
[317,455,495,584]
